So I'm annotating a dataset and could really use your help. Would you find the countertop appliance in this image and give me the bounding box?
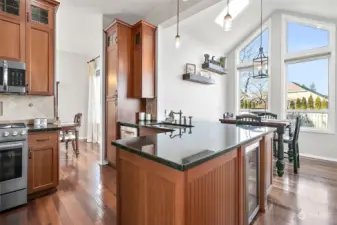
[0,123,28,212]
[120,126,138,139]
[0,60,26,94]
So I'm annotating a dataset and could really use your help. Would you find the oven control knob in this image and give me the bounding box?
[21,130,27,135]
[12,131,18,136]
[3,131,9,137]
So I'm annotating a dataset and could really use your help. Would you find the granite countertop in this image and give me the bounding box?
[28,124,62,132]
[112,121,276,171]
[119,120,176,132]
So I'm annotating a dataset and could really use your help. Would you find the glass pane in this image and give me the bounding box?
[0,0,20,16]
[31,5,48,25]
[287,58,329,110]
[287,112,328,129]
[246,146,259,223]
[239,68,268,110]
[287,22,329,53]
[0,148,22,182]
[239,29,269,63]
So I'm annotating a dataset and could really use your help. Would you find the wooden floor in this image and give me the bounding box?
[1,141,337,225]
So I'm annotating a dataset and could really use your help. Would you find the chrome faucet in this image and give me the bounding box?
[168,110,183,125]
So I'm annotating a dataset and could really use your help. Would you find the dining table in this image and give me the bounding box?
[59,122,80,155]
[219,118,291,177]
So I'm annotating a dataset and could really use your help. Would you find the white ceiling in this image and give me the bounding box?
[175,0,337,54]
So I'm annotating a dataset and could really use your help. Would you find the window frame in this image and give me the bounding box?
[235,19,272,114]
[281,14,336,133]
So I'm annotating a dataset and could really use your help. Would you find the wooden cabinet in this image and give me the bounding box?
[0,0,25,61]
[28,131,59,195]
[139,127,166,136]
[26,0,57,95]
[132,21,156,98]
[0,0,58,95]
[104,20,142,166]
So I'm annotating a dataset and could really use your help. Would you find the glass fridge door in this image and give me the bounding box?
[245,142,260,224]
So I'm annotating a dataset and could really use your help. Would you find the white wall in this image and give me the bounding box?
[225,11,337,161]
[56,3,104,140]
[56,51,89,138]
[157,25,226,121]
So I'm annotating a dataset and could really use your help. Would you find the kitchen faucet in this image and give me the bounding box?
[168,110,183,124]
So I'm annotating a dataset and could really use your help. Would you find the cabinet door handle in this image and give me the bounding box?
[115,36,118,44]
[36,138,49,142]
[28,148,32,159]
[26,12,30,22]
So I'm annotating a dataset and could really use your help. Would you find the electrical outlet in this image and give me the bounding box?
[0,101,3,116]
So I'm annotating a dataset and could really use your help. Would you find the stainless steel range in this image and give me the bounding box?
[0,123,28,212]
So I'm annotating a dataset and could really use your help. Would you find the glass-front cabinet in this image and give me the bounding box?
[0,0,20,16]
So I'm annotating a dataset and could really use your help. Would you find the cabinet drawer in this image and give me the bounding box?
[28,131,58,148]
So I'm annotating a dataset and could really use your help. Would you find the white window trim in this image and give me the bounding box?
[281,14,336,133]
[234,19,272,115]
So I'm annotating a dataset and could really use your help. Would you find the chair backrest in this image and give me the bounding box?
[236,114,262,125]
[293,116,301,144]
[258,112,277,120]
[74,113,83,127]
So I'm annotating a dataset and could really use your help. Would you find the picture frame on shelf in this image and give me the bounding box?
[186,63,196,75]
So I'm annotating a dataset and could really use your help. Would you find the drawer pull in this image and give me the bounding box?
[28,148,32,159]
[36,138,49,142]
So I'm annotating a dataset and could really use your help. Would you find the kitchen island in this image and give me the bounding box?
[112,122,275,225]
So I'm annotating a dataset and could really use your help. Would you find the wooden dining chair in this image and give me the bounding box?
[60,113,82,157]
[236,114,262,126]
[274,116,301,174]
[257,112,277,120]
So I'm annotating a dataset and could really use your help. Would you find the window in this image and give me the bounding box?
[236,21,271,113]
[31,5,48,25]
[0,0,20,16]
[283,15,335,132]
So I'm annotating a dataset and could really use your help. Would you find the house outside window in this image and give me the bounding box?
[282,15,336,132]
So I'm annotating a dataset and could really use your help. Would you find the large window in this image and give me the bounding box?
[236,23,270,112]
[283,16,335,132]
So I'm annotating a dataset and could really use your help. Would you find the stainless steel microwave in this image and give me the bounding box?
[0,60,26,94]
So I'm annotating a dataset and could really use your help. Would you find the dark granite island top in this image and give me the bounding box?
[112,121,276,171]
[28,124,62,132]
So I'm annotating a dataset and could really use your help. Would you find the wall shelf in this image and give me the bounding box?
[182,73,215,85]
[202,63,227,75]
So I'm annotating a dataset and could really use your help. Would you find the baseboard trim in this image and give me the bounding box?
[300,153,337,163]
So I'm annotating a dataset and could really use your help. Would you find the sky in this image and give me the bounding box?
[287,22,329,96]
[239,22,329,96]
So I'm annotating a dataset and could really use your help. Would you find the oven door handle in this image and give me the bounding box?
[0,143,23,150]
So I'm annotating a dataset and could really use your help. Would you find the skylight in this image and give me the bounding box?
[215,0,250,28]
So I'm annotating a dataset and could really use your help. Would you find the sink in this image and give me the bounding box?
[148,122,193,130]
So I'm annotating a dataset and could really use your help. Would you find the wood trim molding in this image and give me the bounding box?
[104,19,132,32]
[133,20,157,30]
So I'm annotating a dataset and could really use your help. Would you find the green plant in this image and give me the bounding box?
[302,97,307,109]
[289,100,295,109]
[308,95,314,109]
[244,99,248,109]
[322,99,328,109]
[315,97,322,109]
[296,98,302,109]
[248,101,252,109]
[240,100,244,109]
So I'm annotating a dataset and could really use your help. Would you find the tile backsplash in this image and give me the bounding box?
[0,95,54,121]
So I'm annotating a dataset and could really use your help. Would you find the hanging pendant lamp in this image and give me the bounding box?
[224,0,232,31]
[175,0,181,48]
[252,0,268,79]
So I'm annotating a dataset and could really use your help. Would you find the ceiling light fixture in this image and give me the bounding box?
[224,0,232,31]
[175,0,181,48]
[252,0,268,79]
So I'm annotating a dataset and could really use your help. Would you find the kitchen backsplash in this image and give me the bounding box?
[0,95,54,121]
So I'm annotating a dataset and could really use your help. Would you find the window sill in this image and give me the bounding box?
[300,128,335,135]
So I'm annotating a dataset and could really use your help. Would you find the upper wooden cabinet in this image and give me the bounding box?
[26,0,58,95]
[0,0,25,61]
[132,21,156,99]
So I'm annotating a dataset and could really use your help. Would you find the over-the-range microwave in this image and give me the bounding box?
[0,60,27,94]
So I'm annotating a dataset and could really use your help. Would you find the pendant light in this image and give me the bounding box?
[224,0,232,31]
[175,0,181,48]
[252,0,268,79]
